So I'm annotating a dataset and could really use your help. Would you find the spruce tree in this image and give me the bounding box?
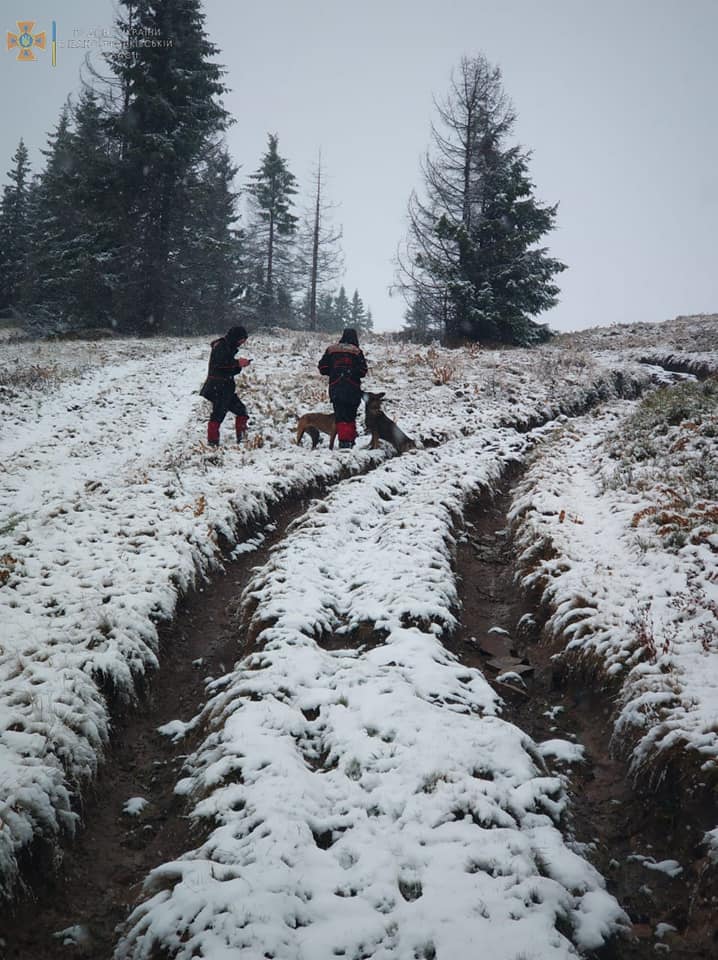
[0,140,31,312]
[26,96,121,333]
[25,107,78,332]
[333,285,351,330]
[349,289,372,334]
[399,54,565,345]
[246,134,298,326]
[274,283,296,327]
[177,144,242,333]
[315,290,336,331]
[108,0,230,334]
[64,91,120,328]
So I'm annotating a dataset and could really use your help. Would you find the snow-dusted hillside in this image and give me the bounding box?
[554,311,718,355]
[1,318,716,957]
[510,382,718,790]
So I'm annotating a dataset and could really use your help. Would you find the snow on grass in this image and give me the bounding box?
[116,433,626,959]
[630,351,718,379]
[554,314,718,392]
[0,327,652,903]
[554,312,718,356]
[509,384,718,839]
[0,332,386,898]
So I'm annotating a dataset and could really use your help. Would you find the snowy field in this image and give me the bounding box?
[0,317,716,957]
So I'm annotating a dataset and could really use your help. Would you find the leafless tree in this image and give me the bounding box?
[296,152,344,330]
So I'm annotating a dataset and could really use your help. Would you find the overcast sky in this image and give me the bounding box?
[2,0,716,333]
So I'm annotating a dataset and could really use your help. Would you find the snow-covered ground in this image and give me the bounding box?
[1,319,716,956]
[116,431,625,960]
[509,378,718,807]
[553,311,718,356]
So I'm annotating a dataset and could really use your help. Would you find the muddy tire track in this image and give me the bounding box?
[0,376,664,957]
[1,438,454,957]
[447,474,718,960]
[0,468,367,959]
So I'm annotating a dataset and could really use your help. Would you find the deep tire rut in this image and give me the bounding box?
[447,473,718,960]
[1,485,336,960]
[0,444,403,953]
[1,439,429,958]
[0,375,688,958]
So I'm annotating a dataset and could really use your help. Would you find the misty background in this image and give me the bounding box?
[1,0,716,333]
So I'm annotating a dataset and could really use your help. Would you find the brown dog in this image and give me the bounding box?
[296,412,337,449]
[363,392,415,453]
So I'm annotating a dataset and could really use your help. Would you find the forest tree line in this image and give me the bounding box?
[0,1,370,338]
[0,0,565,346]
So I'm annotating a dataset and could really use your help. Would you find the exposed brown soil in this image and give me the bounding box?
[447,476,718,959]
[2,466,717,960]
[0,493,318,960]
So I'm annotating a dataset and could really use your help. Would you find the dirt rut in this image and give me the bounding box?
[3,446,716,960]
[447,475,718,960]
[0,491,328,960]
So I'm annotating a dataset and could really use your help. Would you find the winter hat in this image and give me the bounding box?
[339,328,359,347]
[226,325,248,346]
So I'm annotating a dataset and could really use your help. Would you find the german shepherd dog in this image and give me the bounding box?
[363,392,415,453]
[296,412,337,449]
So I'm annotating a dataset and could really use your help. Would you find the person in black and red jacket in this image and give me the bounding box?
[318,328,368,448]
[199,326,251,446]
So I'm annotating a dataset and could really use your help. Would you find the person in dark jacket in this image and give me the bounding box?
[199,326,251,446]
[318,328,368,448]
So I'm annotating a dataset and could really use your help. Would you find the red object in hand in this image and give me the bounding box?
[238,357,252,368]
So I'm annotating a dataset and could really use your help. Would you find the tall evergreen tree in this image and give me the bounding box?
[64,91,121,327]
[246,133,298,326]
[26,95,121,333]
[0,139,31,312]
[349,289,373,334]
[315,290,337,331]
[176,144,242,333]
[107,0,231,334]
[333,285,351,330]
[25,107,78,331]
[273,283,296,327]
[399,54,565,345]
